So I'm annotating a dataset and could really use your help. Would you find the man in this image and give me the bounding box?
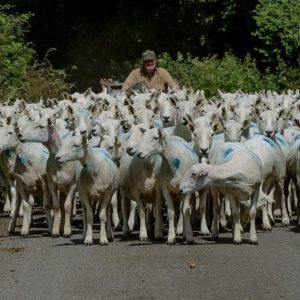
[121,50,179,92]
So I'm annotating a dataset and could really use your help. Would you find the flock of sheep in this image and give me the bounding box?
[0,87,299,246]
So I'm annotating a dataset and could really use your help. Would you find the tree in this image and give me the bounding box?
[0,5,34,99]
[252,0,300,70]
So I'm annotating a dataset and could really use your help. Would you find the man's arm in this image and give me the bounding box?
[161,68,180,90]
[121,69,138,92]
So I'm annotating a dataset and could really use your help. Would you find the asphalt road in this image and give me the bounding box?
[0,213,299,300]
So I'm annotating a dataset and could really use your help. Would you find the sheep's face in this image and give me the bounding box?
[180,165,208,195]
[137,128,165,159]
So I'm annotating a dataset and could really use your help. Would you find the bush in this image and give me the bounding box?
[0,5,34,99]
[20,50,75,102]
[158,52,264,97]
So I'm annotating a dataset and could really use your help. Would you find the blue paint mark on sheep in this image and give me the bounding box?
[173,158,181,169]
[294,133,300,142]
[224,147,234,158]
[93,147,113,161]
[262,137,277,149]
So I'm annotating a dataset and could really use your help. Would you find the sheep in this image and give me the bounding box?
[180,143,264,245]
[55,131,119,245]
[137,128,199,244]
[0,119,51,237]
[18,109,79,237]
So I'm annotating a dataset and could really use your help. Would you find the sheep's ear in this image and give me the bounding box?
[81,134,88,146]
[169,97,177,107]
[18,100,26,112]
[277,107,287,119]
[153,106,160,115]
[14,122,19,134]
[67,105,74,115]
[158,128,166,140]
[187,121,195,132]
[115,136,121,146]
[128,105,134,115]
[89,103,97,114]
[84,87,92,98]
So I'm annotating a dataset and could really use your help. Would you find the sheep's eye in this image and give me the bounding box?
[153,136,159,140]
[108,146,114,150]
[72,144,80,148]
[8,131,13,135]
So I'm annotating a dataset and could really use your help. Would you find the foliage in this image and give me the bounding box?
[20,51,75,102]
[0,5,75,102]
[252,0,300,69]
[0,5,34,99]
[159,52,264,97]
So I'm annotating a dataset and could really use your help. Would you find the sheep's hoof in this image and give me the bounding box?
[233,240,242,245]
[167,239,176,245]
[211,236,219,241]
[107,237,114,242]
[140,236,149,242]
[7,231,14,236]
[52,234,59,238]
[155,235,164,241]
[63,234,71,238]
[84,240,93,246]
[21,233,28,238]
[281,222,289,227]
[100,241,108,246]
[249,240,258,245]
[262,226,272,232]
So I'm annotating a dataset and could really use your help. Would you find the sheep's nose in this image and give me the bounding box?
[55,156,61,161]
[80,129,87,135]
[163,116,170,122]
[180,189,183,193]
[18,133,23,138]
[200,148,208,154]
[265,130,273,136]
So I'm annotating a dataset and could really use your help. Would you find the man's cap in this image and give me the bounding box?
[141,50,157,61]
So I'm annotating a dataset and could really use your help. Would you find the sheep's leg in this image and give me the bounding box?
[106,203,113,242]
[219,194,227,230]
[190,193,197,227]
[132,192,148,241]
[211,188,219,240]
[266,186,275,225]
[261,181,272,231]
[176,201,183,235]
[43,183,53,234]
[120,191,131,235]
[154,187,163,239]
[48,182,60,237]
[99,193,111,246]
[79,191,93,245]
[145,204,153,233]
[20,193,34,237]
[182,194,194,244]
[63,185,76,238]
[128,200,137,231]
[199,188,210,236]
[228,197,241,245]
[3,192,10,213]
[59,192,66,234]
[8,189,21,234]
[72,192,78,218]
[224,197,231,218]
[162,186,176,245]
[249,189,259,245]
[111,191,121,229]
[275,180,289,226]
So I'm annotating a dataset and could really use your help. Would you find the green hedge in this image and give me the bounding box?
[158,52,300,97]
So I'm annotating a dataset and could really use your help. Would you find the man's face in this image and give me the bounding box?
[143,59,156,74]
